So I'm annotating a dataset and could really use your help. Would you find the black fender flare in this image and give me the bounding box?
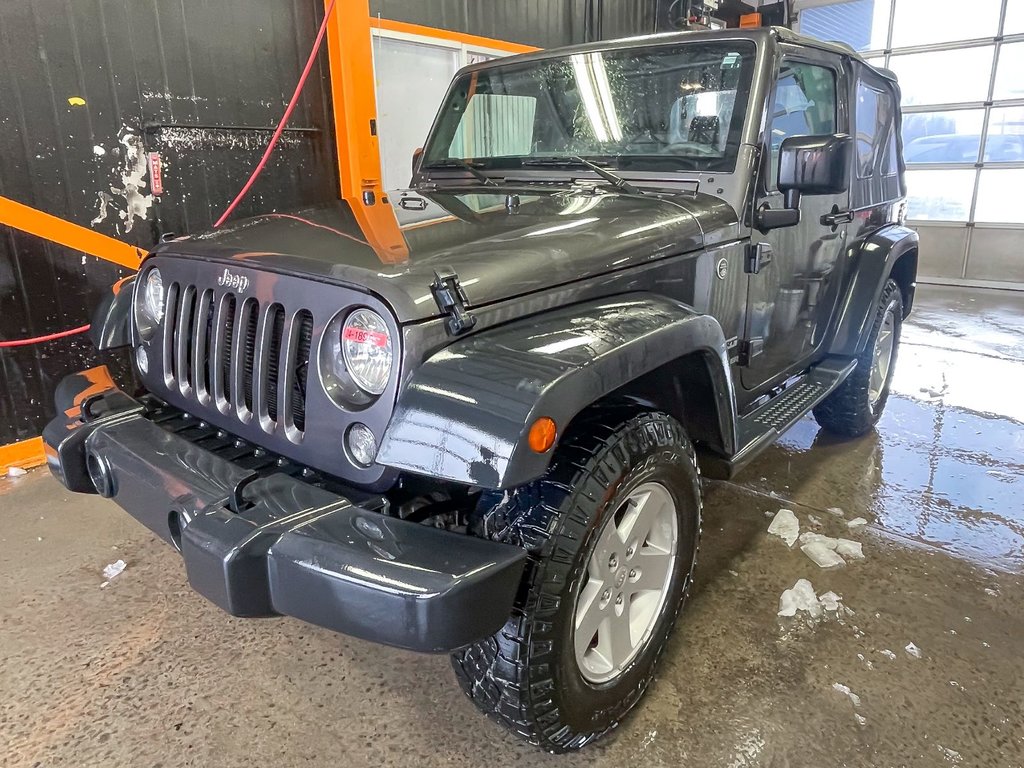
[89,275,136,350]
[377,293,738,490]
[829,224,918,357]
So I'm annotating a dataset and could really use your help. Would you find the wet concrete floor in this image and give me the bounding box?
[2,284,1023,767]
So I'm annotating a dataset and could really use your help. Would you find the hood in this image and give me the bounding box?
[154,187,739,323]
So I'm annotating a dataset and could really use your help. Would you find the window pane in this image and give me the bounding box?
[889,47,994,106]
[1005,2,1024,35]
[768,61,837,188]
[856,82,899,176]
[798,0,891,52]
[901,110,985,164]
[975,169,1024,223]
[891,0,1001,47]
[985,106,1024,162]
[905,169,976,221]
[375,37,460,190]
[993,42,1024,101]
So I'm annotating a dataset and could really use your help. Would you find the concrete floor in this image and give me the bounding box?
[2,284,1023,767]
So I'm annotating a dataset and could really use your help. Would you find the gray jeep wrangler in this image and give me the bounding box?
[46,27,916,752]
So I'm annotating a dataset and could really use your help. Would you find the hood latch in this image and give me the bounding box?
[431,268,477,336]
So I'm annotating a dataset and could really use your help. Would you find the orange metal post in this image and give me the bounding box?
[323,0,409,263]
[324,0,384,203]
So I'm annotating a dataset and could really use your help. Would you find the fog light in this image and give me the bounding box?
[135,346,149,375]
[347,423,377,467]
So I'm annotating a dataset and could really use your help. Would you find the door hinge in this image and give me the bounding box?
[737,338,764,366]
[744,241,774,274]
[431,268,477,336]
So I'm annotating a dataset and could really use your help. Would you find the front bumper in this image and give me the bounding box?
[44,367,527,653]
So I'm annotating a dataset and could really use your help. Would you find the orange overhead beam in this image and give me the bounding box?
[0,195,144,270]
[371,18,539,55]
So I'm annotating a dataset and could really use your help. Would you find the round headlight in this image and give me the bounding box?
[142,268,165,324]
[342,309,393,395]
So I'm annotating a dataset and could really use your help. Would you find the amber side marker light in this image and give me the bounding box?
[528,417,557,453]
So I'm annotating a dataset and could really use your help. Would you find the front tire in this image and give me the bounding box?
[451,412,702,752]
[814,278,903,437]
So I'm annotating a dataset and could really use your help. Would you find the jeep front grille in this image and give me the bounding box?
[163,282,314,439]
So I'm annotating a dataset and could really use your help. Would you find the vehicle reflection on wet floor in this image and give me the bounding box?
[737,284,1024,573]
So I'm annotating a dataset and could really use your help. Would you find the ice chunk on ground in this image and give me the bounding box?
[768,508,800,547]
[835,538,864,560]
[832,682,862,707]
[880,649,897,660]
[801,540,846,568]
[819,591,845,613]
[798,532,862,565]
[778,578,822,618]
[7,466,27,477]
[847,517,868,528]
[826,506,845,517]
[938,746,963,763]
[854,713,867,727]
[905,642,922,658]
[102,559,127,581]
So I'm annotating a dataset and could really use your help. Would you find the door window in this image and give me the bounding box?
[766,61,838,189]
[855,82,898,178]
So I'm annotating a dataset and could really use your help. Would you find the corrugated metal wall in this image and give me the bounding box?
[370,0,659,48]
[0,0,335,445]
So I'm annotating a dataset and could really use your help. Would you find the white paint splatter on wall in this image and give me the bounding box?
[90,127,153,233]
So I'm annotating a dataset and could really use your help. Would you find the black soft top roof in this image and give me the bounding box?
[460,26,898,83]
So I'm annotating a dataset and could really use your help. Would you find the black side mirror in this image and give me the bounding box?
[412,147,425,179]
[758,133,852,232]
[778,133,853,208]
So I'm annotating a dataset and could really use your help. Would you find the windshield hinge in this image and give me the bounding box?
[431,268,477,336]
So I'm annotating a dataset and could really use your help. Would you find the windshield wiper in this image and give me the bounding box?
[520,156,645,195]
[422,158,499,187]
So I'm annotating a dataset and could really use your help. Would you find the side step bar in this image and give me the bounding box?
[701,356,858,480]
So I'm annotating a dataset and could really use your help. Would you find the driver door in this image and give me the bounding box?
[741,51,851,391]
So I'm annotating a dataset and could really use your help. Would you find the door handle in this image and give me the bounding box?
[820,208,854,229]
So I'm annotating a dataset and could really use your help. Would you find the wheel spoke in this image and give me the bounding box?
[590,510,624,577]
[574,577,607,659]
[605,607,634,667]
[619,487,669,548]
[630,550,674,593]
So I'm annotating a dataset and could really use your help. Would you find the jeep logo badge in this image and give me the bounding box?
[716,258,728,280]
[217,268,250,293]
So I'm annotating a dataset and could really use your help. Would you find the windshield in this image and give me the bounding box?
[423,41,757,174]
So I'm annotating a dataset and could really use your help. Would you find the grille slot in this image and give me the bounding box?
[163,287,314,443]
[292,311,314,433]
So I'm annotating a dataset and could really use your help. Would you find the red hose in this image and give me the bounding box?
[213,0,338,228]
[0,324,91,348]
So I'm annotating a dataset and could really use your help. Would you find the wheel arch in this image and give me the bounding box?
[828,224,918,357]
[566,349,733,460]
[377,293,739,491]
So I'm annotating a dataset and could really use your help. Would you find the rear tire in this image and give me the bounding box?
[814,278,903,437]
[451,411,702,752]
